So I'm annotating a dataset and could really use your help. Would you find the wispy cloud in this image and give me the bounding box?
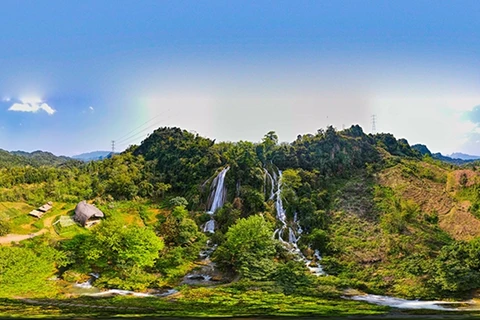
[8,97,56,115]
[89,106,94,112]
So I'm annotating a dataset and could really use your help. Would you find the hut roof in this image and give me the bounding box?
[38,202,53,212]
[29,209,45,218]
[73,201,104,226]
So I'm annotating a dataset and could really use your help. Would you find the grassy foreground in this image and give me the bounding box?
[0,287,388,318]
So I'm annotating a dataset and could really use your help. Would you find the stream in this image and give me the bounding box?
[346,294,478,311]
[268,167,325,275]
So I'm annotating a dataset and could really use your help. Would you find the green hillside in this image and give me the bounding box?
[2,125,480,317]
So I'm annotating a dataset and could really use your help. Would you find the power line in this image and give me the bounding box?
[116,114,179,148]
[115,112,176,145]
[115,108,171,142]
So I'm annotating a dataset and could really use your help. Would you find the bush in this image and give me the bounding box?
[169,197,188,208]
[0,219,11,236]
[62,270,87,283]
[274,261,311,294]
[214,215,276,280]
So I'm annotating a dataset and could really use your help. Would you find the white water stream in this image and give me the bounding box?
[74,273,177,297]
[87,288,178,297]
[269,168,325,276]
[204,166,230,233]
[347,294,475,311]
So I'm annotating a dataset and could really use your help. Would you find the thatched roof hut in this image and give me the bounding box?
[74,201,104,227]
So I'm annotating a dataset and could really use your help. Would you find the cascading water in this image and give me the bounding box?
[346,294,474,311]
[185,167,230,284]
[73,273,177,297]
[204,166,230,233]
[264,168,275,200]
[270,168,325,276]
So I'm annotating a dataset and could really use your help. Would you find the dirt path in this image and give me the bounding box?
[0,229,47,244]
[0,211,59,244]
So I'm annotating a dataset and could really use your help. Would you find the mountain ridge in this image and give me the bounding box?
[72,151,114,161]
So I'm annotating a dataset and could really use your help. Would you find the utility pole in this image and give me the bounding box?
[371,115,376,134]
[111,140,115,154]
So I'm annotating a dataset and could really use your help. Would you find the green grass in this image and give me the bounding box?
[9,214,40,234]
[0,287,389,318]
[52,216,88,239]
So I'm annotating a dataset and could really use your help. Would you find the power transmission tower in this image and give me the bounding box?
[371,115,377,134]
[111,140,115,153]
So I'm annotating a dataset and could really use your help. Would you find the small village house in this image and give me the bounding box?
[28,201,53,218]
[73,201,104,227]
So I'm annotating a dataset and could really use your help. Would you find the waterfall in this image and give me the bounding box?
[195,167,229,285]
[208,166,230,213]
[264,168,275,200]
[203,166,230,233]
[270,167,325,276]
[274,171,287,224]
[74,273,99,289]
[203,219,215,233]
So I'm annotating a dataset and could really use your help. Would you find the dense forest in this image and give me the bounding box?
[2,125,480,316]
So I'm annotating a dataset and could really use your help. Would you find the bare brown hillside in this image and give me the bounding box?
[378,163,480,241]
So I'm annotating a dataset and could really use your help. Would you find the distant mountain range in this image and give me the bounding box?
[72,151,115,161]
[0,150,80,168]
[448,152,480,160]
[0,149,116,167]
[412,144,480,165]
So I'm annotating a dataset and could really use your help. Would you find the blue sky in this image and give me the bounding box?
[0,1,479,156]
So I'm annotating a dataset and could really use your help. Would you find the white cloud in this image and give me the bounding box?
[89,106,94,112]
[371,94,480,154]
[8,97,56,115]
[2,97,10,102]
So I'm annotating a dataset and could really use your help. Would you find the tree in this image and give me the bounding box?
[154,182,171,200]
[431,242,480,293]
[214,215,276,280]
[156,205,206,263]
[259,131,279,163]
[0,219,11,236]
[169,196,188,208]
[274,261,311,295]
[64,219,164,282]
[460,172,468,187]
[0,246,58,297]
[215,203,241,233]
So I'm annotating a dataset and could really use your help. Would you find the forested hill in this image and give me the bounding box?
[4,124,480,302]
[0,149,80,168]
[131,126,422,195]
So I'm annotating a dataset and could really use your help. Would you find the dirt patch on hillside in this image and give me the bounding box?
[447,169,480,191]
[378,165,480,241]
[378,166,452,215]
[440,201,480,241]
